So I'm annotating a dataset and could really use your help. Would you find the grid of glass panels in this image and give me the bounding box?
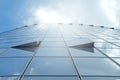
[0,23,120,80]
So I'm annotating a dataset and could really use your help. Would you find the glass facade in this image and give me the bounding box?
[0,24,120,80]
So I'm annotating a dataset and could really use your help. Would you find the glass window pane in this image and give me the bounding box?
[23,77,79,80]
[112,58,120,64]
[69,48,104,57]
[0,49,7,54]
[45,34,62,37]
[40,42,66,47]
[0,77,18,80]
[99,48,120,57]
[43,38,64,41]
[94,42,119,48]
[0,58,29,75]
[0,48,33,57]
[74,58,120,75]
[82,77,120,80]
[66,38,92,47]
[25,57,76,75]
[0,43,17,48]
[36,47,69,56]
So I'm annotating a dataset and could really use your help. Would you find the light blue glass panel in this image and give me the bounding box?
[69,48,105,57]
[45,34,62,37]
[82,77,120,80]
[0,43,17,48]
[43,38,64,41]
[99,48,120,57]
[74,58,120,75]
[114,42,120,46]
[47,28,61,34]
[0,58,29,75]
[23,77,79,80]
[90,39,106,42]
[36,48,69,56]
[99,37,114,40]
[94,42,119,48]
[25,57,76,75]
[112,58,120,64]
[40,42,66,47]
[0,77,18,80]
[66,38,92,46]
[62,34,78,38]
[0,49,7,54]
[64,37,80,41]
[106,39,120,42]
[0,48,33,57]
[14,39,43,46]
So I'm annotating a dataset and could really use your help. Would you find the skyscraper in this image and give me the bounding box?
[0,23,120,80]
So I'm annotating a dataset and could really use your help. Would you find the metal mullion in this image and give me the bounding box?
[18,26,49,80]
[59,26,82,80]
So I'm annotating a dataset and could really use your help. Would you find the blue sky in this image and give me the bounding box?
[0,0,47,32]
[0,0,27,32]
[0,0,120,33]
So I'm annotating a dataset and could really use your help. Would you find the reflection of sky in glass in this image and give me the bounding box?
[0,58,30,75]
[23,77,78,80]
[83,77,120,80]
[25,57,76,75]
[0,77,18,80]
[74,58,120,75]
[99,48,120,57]
[0,48,33,57]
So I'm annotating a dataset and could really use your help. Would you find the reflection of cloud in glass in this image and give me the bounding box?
[0,76,18,80]
[8,77,18,80]
[37,24,48,30]
[103,58,120,72]
[30,67,34,75]
[106,49,120,57]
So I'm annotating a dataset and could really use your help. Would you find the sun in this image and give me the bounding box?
[33,8,72,24]
[34,8,61,23]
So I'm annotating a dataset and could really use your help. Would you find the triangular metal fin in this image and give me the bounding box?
[12,41,41,52]
[70,42,94,52]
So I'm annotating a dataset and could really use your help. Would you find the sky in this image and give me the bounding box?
[0,0,120,33]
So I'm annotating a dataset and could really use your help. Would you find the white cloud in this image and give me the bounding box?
[101,0,120,28]
[24,0,120,28]
[33,7,71,23]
